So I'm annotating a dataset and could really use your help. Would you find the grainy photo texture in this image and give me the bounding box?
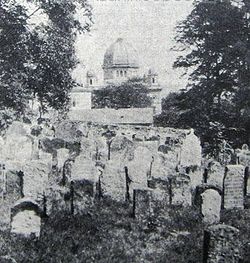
[0,0,250,262]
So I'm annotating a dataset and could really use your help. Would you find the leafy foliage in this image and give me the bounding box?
[0,0,92,117]
[92,78,152,109]
[156,0,250,158]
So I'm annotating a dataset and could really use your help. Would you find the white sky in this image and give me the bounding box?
[21,0,194,95]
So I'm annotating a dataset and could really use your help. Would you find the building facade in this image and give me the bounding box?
[70,38,163,114]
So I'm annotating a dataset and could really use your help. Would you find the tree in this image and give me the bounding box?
[157,0,250,158]
[0,0,92,118]
[92,78,152,109]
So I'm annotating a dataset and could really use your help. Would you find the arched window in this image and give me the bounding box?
[72,101,76,107]
[152,78,155,84]
[124,71,127,77]
[90,79,93,85]
[116,70,119,77]
[120,70,123,77]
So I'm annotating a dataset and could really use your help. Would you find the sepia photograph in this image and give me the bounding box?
[0,0,250,262]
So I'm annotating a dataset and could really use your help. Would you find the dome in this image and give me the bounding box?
[103,38,139,69]
[148,68,158,76]
[86,70,96,78]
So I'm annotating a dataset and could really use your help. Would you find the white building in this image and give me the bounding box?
[71,38,163,114]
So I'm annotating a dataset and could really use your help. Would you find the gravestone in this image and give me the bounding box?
[223,165,244,209]
[11,199,42,237]
[236,144,250,167]
[71,154,96,182]
[179,129,202,167]
[127,146,151,199]
[109,136,134,164]
[133,189,152,225]
[4,135,33,162]
[72,179,95,214]
[171,174,192,206]
[101,160,126,202]
[57,148,69,172]
[206,161,225,188]
[203,224,240,263]
[201,189,221,224]
[148,178,170,206]
[22,161,50,200]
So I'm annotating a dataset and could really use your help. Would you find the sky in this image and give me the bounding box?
[20,0,194,95]
[74,0,193,94]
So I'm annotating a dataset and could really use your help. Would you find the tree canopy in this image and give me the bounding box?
[0,0,92,119]
[157,0,250,158]
[92,78,152,109]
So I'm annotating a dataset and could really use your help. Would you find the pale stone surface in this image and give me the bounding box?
[207,161,224,188]
[179,129,202,167]
[12,210,41,237]
[11,210,41,237]
[127,146,152,194]
[171,174,191,206]
[11,198,42,237]
[22,161,50,199]
[236,144,250,167]
[68,108,154,125]
[39,151,53,169]
[57,148,69,171]
[71,154,96,182]
[109,136,134,164]
[201,189,221,224]
[101,160,126,202]
[224,165,244,209]
[188,167,203,189]
[4,135,33,162]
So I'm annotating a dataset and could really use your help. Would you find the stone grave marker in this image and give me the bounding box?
[223,165,244,209]
[203,224,240,263]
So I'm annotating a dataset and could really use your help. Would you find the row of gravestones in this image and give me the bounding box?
[9,185,243,263]
[7,163,250,237]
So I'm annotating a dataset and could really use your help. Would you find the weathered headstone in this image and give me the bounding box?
[223,165,244,209]
[179,129,202,167]
[127,146,151,199]
[236,144,250,167]
[171,174,192,206]
[57,148,69,171]
[102,160,126,202]
[109,136,134,164]
[201,189,221,224]
[22,161,50,200]
[4,135,33,162]
[203,224,240,263]
[133,189,152,225]
[206,161,225,188]
[71,154,96,182]
[148,178,170,205]
[72,179,95,214]
[11,199,42,237]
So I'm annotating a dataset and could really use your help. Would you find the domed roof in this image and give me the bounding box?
[86,70,96,77]
[103,38,139,69]
[148,68,158,76]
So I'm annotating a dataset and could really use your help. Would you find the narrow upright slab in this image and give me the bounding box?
[223,165,244,209]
